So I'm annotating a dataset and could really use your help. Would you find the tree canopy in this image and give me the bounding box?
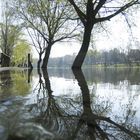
[0,1,25,66]
[13,0,78,68]
[12,40,31,66]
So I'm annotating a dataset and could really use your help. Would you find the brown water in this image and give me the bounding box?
[0,67,140,140]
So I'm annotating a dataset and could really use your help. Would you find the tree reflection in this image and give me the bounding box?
[31,69,68,130]
[72,69,140,140]
[27,68,32,83]
[0,69,31,98]
[28,69,140,140]
[0,69,32,140]
[82,68,140,85]
[0,70,12,98]
[28,69,83,139]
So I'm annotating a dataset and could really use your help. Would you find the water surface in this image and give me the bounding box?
[0,67,140,140]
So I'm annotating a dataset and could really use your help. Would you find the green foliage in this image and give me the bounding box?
[0,1,23,58]
[12,40,31,66]
[0,24,22,56]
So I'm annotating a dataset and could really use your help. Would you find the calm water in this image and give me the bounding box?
[0,67,140,140]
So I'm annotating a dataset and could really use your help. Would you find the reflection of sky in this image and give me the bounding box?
[26,76,41,104]
[26,76,81,104]
[1,69,140,139]
[50,77,81,96]
[92,82,140,125]
[26,73,140,126]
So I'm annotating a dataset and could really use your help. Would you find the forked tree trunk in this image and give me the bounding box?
[41,44,52,69]
[72,26,93,69]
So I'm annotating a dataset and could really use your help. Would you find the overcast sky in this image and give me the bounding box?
[0,1,140,58]
[50,12,140,58]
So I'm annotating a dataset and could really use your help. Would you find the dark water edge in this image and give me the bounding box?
[0,67,140,140]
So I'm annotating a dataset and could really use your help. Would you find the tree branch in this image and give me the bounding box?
[96,115,140,139]
[68,0,86,25]
[96,0,139,23]
[94,0,107,16]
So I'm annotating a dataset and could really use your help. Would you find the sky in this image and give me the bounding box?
[49,8,140,58]
[49,42,81,58]
[49,13,140,58]
[0,1,140,58]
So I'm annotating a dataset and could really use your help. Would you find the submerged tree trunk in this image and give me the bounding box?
[1,53,10,67]
[72,26,93,69]
[37,53,42,69]
[28,53,33,69]
[41,44,52,69]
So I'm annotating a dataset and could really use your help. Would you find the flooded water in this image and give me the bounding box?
[0,67,140,140]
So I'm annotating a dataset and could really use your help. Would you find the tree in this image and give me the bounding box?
[0,2,22,67]
[27,28,47,69]
[12,40,31,67]
[14,0,78,68]
[67,0,140,69]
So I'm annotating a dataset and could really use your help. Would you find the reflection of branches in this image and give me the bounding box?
[0,70,13,100]
[72,69,140,140]
[29,69,77,137]
[27,68,140,140]
[0,70,12,87]
[40,69,63,121]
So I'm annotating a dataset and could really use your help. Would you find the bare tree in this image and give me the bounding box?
[67,0,140,69]
[14,0,78,68]
[27,28,47,68]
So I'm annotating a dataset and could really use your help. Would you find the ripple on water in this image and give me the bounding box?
[0,106,7,113]
[8,122,55,140]
[0,125,7,140]
[2,100,12,106]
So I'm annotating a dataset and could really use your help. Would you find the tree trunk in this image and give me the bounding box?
[72,69,92,114]
[72,26,93,69]
[41,44,52,69]
[1,53,10,67]
[37,53,42,69]
[28,53,33,69]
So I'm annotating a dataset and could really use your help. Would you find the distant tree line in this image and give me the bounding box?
[47,48,140,67]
